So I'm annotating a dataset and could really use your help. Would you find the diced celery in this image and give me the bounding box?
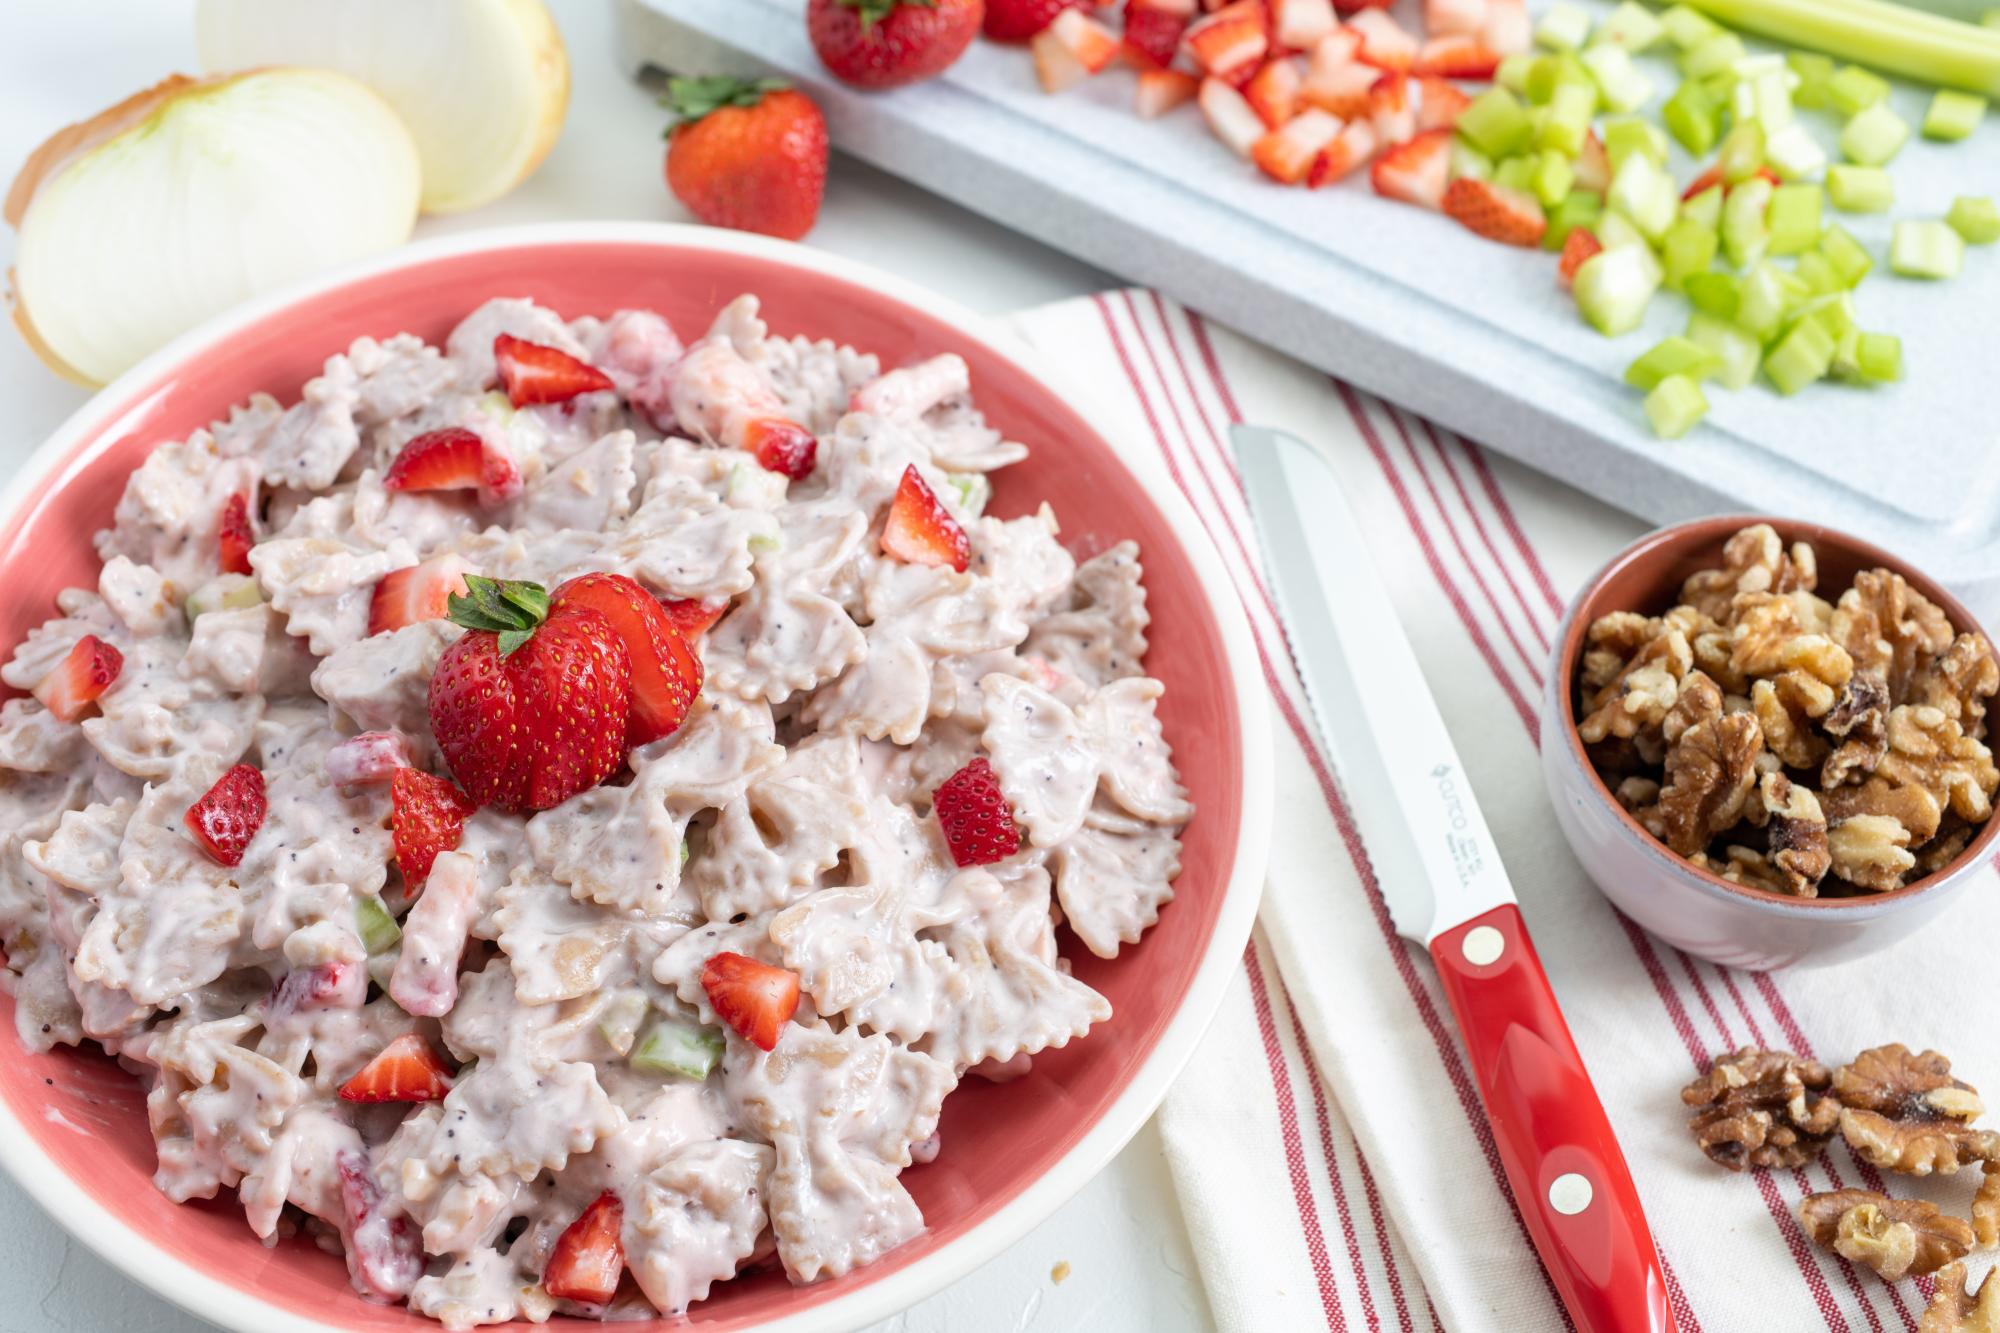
[1604,117,1668,170]
[1449,138,1494,181]
[1948,195,2000,244]
[1685,311,1762,389]
[1716,122,1766,184]
[356,896,402,955]
[1767,184,1823,256]
[1826,164,1894,213]
[1830,327,1864,381]
[1663,80,1724,156]
[1582,43,1654,114]
[1794,249,1842,295]
[1458,88,1535,158]
[1536,1,1592,52]
[1626,336,1721,390]
[1644,375,1709,439]
[1680,33,1744,81]
[1763,319,1837,395]
[1539,81,1597,154]
[1891,219,1967,278]
[1497,52,1538,95]
[1924,89,1988,142]
[1854,331,1904,382]
[947,472,992,516]
[1531,151,1576,207]
[1840,103,1910,166]
[1685,270,1741,319]
[1661,216,1719,290]
[596,992,651,1058]
[1747,69,1794,132]
[1819,225,1874,286]
[747,531,784,556]
[1827,65,1891,117]
[1682,184,1725,230]
[1599,1,1665,51]
[1574,244,1662,336]
[1493,154,1537,193]
[1737,264,1791,341]
[1787,52,1835,110]
[1793,291,1857,343]
[1723,176,1775,269]
[184,573,264,623]
[1523,55,1561,104]
[1763,124,1827,182]
[1660,4,1722,49]
[631,1021,725,1079]
[1609,153,1677,242]
[1543,189,1604,250]
[1595,208,1649,252]
[1730,53,1787,81]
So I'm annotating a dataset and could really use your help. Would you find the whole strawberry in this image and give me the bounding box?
[664,77,826,242]
[808,0,984,89]
[427,575,633,813]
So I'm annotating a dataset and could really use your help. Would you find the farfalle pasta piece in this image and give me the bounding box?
[81,634,265,788]
[981,673,1192,846]
[0,699,92,774]
[704,506,868,704]
[0,588,118,691]
[93,431,262,595]
[598,471,776,601]
[1049,801,1185,959]
[250,529,419,657]
[1024,541,1150,696]
[310,620,458,737]
[512,429,638,534]
[625,1138,774,1317]
[689,732,870,922]
[446,297,593,391]
[966,507,1076,625]
[652,914,786,1025]
[493,869,663,1004]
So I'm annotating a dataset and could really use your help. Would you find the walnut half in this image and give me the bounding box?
[1836,1045,2000,1176]
[1924,1265,2000,1333]
[1799,1189,1975,1281]
[1682,1048,1840,1171]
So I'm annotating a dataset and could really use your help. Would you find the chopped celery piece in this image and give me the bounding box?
[1723,176,1775,269]
[1596,208,1649,252]
[1497,52,1538,95]
[1891,219,1966,278]
[597,992,650,1058]
[1610,153,1677,242]
[1948,195,2000,244]
[1730,53,1787,81]
[1663,80,1724,156]
[1787,52,1835,110]
[1493,154,1537,193]
[1767,184,1823,256]
[747,530,784,556]
[1794,292,1857,342]
[1794,249,1842,295]
[1924,89,1988,141]
[631,1021,725,1079]
[1625,336,1721,390]
[1540,81,1598,154]
[1458,88,1535,158]
[1763,124,1827,181]
[1449,138,1494,181]
[1737,264,1792,341]
[1661,216,1719,290]
[946,471,991,516]
[1680,33,1745,81]
[1536,2,1592,52]
[184,573,264,622]
[1763,320,1837,395]
[1830,327,1864,381]
[1644,375,1709,439]
[1575,244,1662,336]
[1818,225,1874,285]
[1826,164,1893,213]
[1682,184,1725,230]
[1747,69,1794,132]
[356,896,402,955]
[1685,312,1762,389]
[1660,4,1722,49]
[1604,117,1668,169]
[1543,189,1603,250]
[1532,151,1576,207]
[1685,270,1741,319]
[1827,66,1890,117]
[1599,1,1665,51]
[1840,103,1910,166]
[1717,122,1766,184]
[1582,43,1654,114]
[1854,331,1903,382]
[1523,55,1561,104]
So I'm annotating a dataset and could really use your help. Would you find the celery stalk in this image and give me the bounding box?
[1764,320,1837,394]
[1680,32,1745,80]
[1583,43,1655,113]
[1794,250,1842,295]
[1853,332,1903,382]
[1604,117,1668,169]
[1737,264,1792,341]
[631,1021,725,1079]
[1925,89,1989,140]
[1949,195,2000,243]
[1763,124,1827,181]
[1494,155,1537,193]
[1826,165,1894,213]
[1891,219,1967,277]
[1498,53,1538,95]
[1716,122,1766,184]
[1664,80,1724,155]
[356,897,402,955]
[1787,52,1835,109]
[1451,139,1495,181]
[1532,151,1576,207]
[1644,375,1709,438]
[1596,209,1649,252]
[1610,154,1679,242]
[1676,0,2000,96]
[1540,82,1598,153]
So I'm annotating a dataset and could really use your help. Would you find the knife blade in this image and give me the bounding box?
[1233,422,1678,1333]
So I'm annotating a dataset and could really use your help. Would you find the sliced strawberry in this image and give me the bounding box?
[1348,9,1416,70]
[1183,2,1268,77]
[325,731,417,787]
[1123,6,1189,67]
[1370,126,1453,208]
[741,416,817,481]
[551,572,701,747]
[1573,130,1611,193]
[269,959,364,1017]
[1130,0,1198,12]
[1245,58,1303,128]
[336,1151,424,1301]
[1424,0,1488,35]
[1307,117,1378,184]
[1310,24,1360,64]
[1300,59,1377,118]
[544,1193,626,1305]
[659,597,731,641]
[1558,227,1604,288]
[383,427,521,502]
[368,552,477,637]
[1443,177,1547,246]
[493,333,613,407]
[217,493,255,576]
[391,768,477,889]
[1033,9,1121,88]
[1416,75,1472,131]
[1412,33,1500,78]
[1253,107,1343,183]
[1199,75,1267,155]
[1481,0,1530,54]
[1368,70,1414,142]
[1270,0,1336,49]
[1135,67,1202,116]
[933,757,1022,867]
[881,465,971,573]
[339,1032,453,1103]
[32,634,122,723]
[184,764,265,867]
[701,952,801,1052]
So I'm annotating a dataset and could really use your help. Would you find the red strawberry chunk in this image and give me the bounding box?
[368,553,476,637]
[1412,33,1500,78]
[1199,76,1267,155]
[1368,70,1414,142]
[269,959,364,1017]
[340,1033,453,1103]
[1416,75,1472,131]
[1681,163,1781,200]
[881,466,970,573]
[742,416,818,481]
[551,572,701,747]
[1558,227,1604,287]
[1183,3,1268,77]
[1482,0,1530,54]
[326,731,417,787]
[701,952,801,1052]
[217,493,255,576]
[1443,177,1547,246]
[1300,53,1375,118]
[1136,67,1201,117]
[1271,0,1336,49]
[184,764,266,867]
[659,597,730,641]
[32,634,122,723]
[1425,0,1488,35]
[391,768,477,889]
[1349,9,1416,70]
[1123,6,1189,68]
[1307,118,1378,185]
[383,427,521,502]
[493,333,614,407]
[1245,58,1302,129]
[933,757,1022,867]
[543,1192,626,1305]
[1369,126,1452,208]
[1253,107,1343,183]
[1574,130,1611,193]
[336,1151,425,1300]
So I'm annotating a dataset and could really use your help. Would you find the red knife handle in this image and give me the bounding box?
[1430,905,1678,1333]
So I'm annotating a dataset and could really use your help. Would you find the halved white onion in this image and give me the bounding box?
[7,69,421,386]
[195,0,570,215]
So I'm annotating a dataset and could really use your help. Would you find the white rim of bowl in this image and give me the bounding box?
[0,222,1274,1333]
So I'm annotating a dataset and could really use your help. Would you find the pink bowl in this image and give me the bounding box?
[0,225,1271,1331]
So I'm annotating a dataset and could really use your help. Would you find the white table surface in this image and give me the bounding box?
[0,3,1215,1330]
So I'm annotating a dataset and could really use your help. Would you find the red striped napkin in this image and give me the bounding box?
[1006,290,2000,1333]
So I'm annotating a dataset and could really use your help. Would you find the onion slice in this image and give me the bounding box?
[7,69,420,386]
[195,0,571,215]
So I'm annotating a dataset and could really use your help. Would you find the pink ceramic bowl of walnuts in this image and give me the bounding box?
[1542,516,2000,972]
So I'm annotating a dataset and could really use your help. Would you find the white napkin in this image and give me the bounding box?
[1007,290,2000,1333]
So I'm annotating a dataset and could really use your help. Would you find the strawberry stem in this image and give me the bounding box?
[660,75,789,128]
[447,575,549,658]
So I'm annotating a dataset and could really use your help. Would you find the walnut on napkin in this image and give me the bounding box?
[1835,1045,2000,1176]
[1680,1047,1840,1172]
[1798,1190,1975,1281]
[1924,1264,2000,1333]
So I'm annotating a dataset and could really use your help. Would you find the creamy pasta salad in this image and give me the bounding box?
[0,294,1191,1325]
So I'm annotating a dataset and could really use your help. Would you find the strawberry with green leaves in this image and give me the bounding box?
[808,0,984,89]
[664,77,827,242]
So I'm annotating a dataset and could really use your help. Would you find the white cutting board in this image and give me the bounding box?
[618,0,2000,611]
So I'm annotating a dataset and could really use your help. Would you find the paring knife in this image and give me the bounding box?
[1233,423,1678,1333]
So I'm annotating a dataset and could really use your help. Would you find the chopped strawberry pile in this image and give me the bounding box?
[32,633,122,723]
[933,757,1022,867]
[390,768,477,889]
[700,951,801,1052]
[543,1192,627,1305]
[339,1033,453,1103]
[183,763,266,867]
[880,465,970,574]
